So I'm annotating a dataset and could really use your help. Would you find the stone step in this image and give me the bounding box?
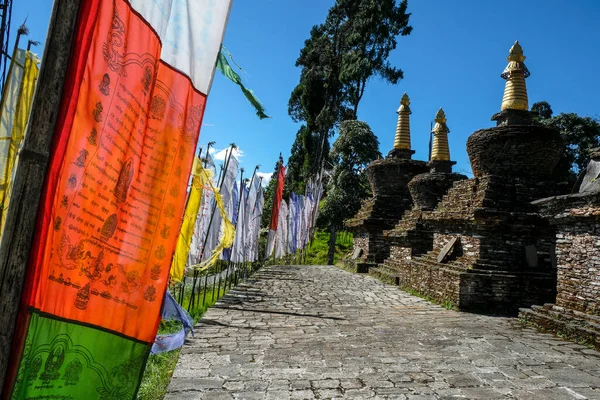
[471,260,552,272]
[417,253,554,278]
[374,263,402,275]
[409,258,465,275]
[380,259,404,271]
[420,246,522,270]
[529,304,600,327]
[368,266,399,286]
[519,305,600,351]
[379,257,465,278]
[415,254,468,272]
[378,250,555,286]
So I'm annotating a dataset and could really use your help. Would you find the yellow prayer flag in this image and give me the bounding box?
[0,49,40,235]
[169,156,236,282]
[170,156,207,282]
[194,175,235,272]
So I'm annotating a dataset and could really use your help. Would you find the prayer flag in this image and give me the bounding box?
[170,157,211,282]
[221,180,238,261]
[275,200,289,259]
[296,195,305,251]
[265,163,285,259]
[288,193,298,254]
[188,160,216,267]
[250,184,264,262]
[230,184,248,262]
[151,290,193,354]
[0,49,40,236]
[242,175,258,261]
[216,153,238,261]
[216,46,269,120]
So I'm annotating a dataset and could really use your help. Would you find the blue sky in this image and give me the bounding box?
[12,0,600,183]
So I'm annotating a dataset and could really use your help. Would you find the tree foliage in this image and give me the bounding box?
[532,101,600,184]
[285,125,323,196]
[531,101,553,120]
[319,121,381,229]
[286,0,412,193]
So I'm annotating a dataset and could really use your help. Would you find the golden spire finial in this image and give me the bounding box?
[500,40,530,111]
[393,92,411,150]
[507,40,525,62]
[400,92,410,107]
[431,108,450,161]
[434,108,447,124]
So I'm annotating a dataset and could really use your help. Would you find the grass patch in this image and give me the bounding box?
[303,231,353,265]
[137,349,181,400]
[334,261,357,273]
[399,286,457,311]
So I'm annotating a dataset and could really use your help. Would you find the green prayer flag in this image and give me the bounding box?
[12,313,149,399]
[216,46,270,120]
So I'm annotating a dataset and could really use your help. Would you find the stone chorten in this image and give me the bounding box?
[370,109,467,285]
[369,41,564,314]
[409,108,466,210]
[469,41,563,179]
[345,93,428,270]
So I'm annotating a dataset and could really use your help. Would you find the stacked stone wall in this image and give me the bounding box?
[555,227,600,315]
[353,233,369,260]
[433,234,480,266]
[368,232,390,264]
[519,193,600,348]
[460,272,557,313]
[388,246,412,266]
[467,125,563,179]
[397,262,461,305]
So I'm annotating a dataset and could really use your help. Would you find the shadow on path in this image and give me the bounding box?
[212,305,346,321]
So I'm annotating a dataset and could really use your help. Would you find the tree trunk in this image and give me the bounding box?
[327,224,337,265]
[0,0,82,390]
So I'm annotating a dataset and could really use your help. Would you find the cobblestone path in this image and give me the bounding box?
[166,265,600,399]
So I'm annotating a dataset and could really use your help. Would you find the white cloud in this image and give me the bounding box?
[210,146,244,162]
[256,172,273,187]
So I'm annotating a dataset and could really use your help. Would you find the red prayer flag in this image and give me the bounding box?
[269,165,286,231]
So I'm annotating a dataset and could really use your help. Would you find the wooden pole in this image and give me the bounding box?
[0,0,82,391]
[0,0,11,93]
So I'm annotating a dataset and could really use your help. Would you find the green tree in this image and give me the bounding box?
[531,101,553,120]
[532,101,600,185]
[286,0,412,193]
[319,121,381,264]
[285,125,321,196]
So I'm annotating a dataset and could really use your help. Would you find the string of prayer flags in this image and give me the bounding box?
[7,0,232,397]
